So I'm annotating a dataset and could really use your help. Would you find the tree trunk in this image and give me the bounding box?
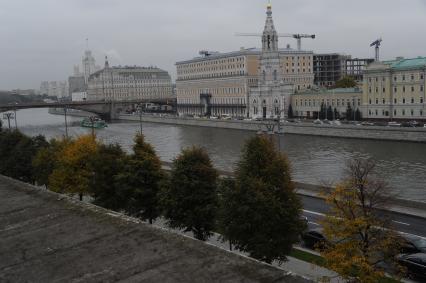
[79,193,83,201]
[229,241,233,251]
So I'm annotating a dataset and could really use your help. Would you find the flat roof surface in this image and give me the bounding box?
[176,48,313,65]
[0,176,310,283]
[383,57,426,70]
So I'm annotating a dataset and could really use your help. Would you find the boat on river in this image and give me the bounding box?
[80,117,107,129]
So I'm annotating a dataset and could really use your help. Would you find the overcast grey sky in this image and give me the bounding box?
[1,0,425,90]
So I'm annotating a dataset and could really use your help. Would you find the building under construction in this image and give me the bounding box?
[313,53,373,87]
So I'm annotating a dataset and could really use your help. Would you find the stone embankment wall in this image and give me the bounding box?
[119,114,426,143]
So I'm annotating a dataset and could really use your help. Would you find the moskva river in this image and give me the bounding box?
[7,108,426,202]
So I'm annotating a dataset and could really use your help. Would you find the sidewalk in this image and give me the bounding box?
[153,218,343,282]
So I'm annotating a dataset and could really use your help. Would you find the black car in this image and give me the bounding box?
[301,229,328,250]
[396,253,426,280]
[400,234,426,254]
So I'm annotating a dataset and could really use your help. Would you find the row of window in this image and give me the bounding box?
[369,97,425,104]
[178,97,246,105]
[179,64,245,75]
[368,109,424,117]
[178,71,246,80]
[368,73,425,83]
[368,85,424,93]
[178,87,245,96]
[294,98,361,107]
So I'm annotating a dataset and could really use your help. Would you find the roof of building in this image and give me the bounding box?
[89,66,171,80]
[0,176,310,283]
[383,56,426,70]
[176,47,313,65]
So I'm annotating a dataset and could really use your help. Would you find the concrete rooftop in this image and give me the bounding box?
[0,176,310,283]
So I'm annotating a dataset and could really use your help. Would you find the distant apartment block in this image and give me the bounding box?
[68,75,86,95]
[87,58,173,101]
[40,81,68,98]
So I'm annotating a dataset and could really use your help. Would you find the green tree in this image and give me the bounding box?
[319,102,326,119]
[320,159,403,283]
[0,130,48,183]
[115,134,164,223]
[346,103,353,120]
[49,135,98,201]
[335,76,357,88]
[355,108,362,121]
[220,135,305,263]
[287,104,294,118]
[32,139,70,189]
[161,146,218,241]
[334,108,340,120]
[90,143,127,211]
[327,105,333,120]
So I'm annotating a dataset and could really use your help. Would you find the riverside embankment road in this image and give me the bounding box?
[300,195,426,239]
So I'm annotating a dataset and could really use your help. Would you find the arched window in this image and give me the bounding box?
[253,99,257,104]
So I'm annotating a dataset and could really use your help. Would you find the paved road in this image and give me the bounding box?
[300,195,426,239]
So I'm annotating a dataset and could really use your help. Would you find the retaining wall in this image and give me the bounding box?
[119,114,426,143]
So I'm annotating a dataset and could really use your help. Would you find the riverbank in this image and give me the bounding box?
[119,114,426,143]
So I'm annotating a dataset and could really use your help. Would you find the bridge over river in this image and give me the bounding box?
[0,98,175,120]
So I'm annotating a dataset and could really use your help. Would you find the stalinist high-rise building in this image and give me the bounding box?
[249,3,294,119]
[82,49,97,84]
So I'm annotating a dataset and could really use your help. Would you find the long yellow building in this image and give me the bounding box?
[362,57,426,120]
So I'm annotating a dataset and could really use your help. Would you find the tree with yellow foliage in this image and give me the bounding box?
[49,135,98,201]
[320,159,402,283]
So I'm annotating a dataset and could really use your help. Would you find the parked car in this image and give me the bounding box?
[313,119,323,125]
[332,120,342,126]
[323,119,332,125]
[396,253,426,280]
[388,121,401,127]
[361,121,375,126]
[400,234,426,254]
[301,229,328,250]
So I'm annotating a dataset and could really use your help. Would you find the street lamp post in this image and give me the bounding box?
[138,104,143,134]
[64,107,69,138]
[13,109,18,129]
[3,112,14,129]
[353,96,356,121]
[89,116,96,138]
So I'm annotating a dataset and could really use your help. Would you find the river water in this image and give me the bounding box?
[5,108,426,202]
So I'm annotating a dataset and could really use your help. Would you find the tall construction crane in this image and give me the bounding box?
[370,38,382,62]
[235,33,315,51]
